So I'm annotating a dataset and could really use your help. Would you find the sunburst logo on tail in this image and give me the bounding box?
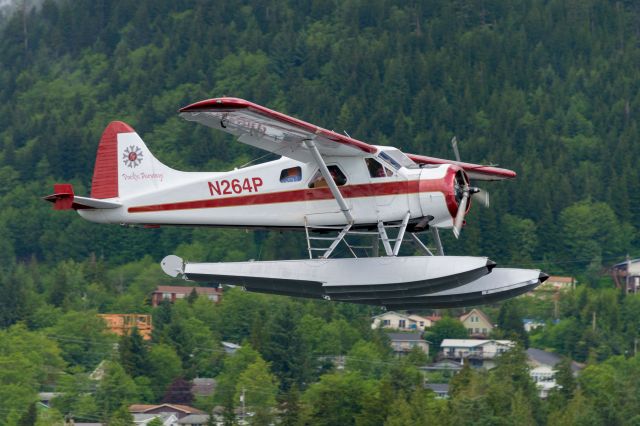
[123,146,144,168]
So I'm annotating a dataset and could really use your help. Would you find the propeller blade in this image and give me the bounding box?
[453,191,468,239]
[451,136,460,162]
[471,188,490,208]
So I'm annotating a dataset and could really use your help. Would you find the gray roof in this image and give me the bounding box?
[192,377,217,396]
[425,383,450,393]
[178,414,211,424]
[386,332,424,342]
[526,348,582,372]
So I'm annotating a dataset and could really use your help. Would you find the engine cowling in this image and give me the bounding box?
[417,164,470,228]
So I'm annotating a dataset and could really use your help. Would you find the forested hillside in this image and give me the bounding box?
[3,0,640,425]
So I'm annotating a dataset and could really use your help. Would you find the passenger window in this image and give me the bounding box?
[365,158,393,178]
[308,165,347,188]
[279,166,302,183]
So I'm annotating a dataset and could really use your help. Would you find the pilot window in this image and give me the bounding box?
[308,165,347,188]
[365,158,393,178]
[279,166,302,183]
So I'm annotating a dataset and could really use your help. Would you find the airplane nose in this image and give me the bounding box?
[538,272,549,283]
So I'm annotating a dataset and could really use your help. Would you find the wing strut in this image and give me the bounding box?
[304,139,354,224]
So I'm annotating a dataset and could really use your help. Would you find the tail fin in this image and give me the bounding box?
[91,121,178,199]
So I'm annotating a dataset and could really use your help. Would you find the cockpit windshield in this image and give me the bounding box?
[378,148,419,170]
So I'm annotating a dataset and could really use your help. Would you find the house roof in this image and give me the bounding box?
[371,311,412,320]
[408,314,430,322]
[459,308,493,325]
[386,332,425,342]
[440,339,513,348]
[178,414,212,424]
[425,383,450,393]
[546,276,574,283]
[153,285,220,295]
[526,348,582,373]
[129,404,204,414]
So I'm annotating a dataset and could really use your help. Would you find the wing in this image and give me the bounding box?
[179,97,376,162]
[406,154,516,181]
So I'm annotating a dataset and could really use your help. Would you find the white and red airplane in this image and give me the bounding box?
[45,97,547,308]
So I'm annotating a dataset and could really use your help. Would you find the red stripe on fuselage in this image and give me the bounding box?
[128,179,452,214]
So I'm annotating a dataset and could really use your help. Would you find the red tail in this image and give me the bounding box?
[91,121,134,199]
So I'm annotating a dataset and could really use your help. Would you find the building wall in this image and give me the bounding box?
[461,313,493,336]
[391,340,429,355]
[372,312,415,330]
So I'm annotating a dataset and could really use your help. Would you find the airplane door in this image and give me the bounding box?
[304,163,354,226]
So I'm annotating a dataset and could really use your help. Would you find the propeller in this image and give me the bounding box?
[450,137,490,238]
[452,171,470,239]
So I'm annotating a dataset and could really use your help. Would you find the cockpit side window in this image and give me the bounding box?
[280,166,302,183]
[308,165,347,188]
[365,158,393,178]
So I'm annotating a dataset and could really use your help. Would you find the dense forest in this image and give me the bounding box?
[2,0,640,424]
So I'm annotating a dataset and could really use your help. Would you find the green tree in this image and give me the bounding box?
[119,326,149,378]
[95,361,139,421]
[147,343,183,400]
[301,371,375,426]
[235,358,279,425]
[496,300,529,346]
[47,310,115,370]
[424,317,468,355]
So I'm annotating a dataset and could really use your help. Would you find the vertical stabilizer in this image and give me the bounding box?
[91,121,178,199]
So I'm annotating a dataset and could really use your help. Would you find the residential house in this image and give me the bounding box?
[132,412,178,425]
[419,359,463,374]
[440,339,514,369]
[98,314,153,340]
[523,319,545,333]
[526,348,583,398]
[536,276,576,292]
[372,311,434,331]
[387,332,430,357]
[222,341,241,354]
[425,383,450,399]
[177,414,211,425]
[458,309,493,337]
[129,404,205,420]
[192,378,217,398]
[611,258,640,293]
[151,285,222,307]
[37,392,61,408]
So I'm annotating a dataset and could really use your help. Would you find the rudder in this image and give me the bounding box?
[91,121,177,199]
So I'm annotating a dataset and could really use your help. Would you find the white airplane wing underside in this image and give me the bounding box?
[178,97,377,162]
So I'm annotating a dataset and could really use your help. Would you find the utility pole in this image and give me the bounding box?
[627,254,632,294]
[592,311,596,332]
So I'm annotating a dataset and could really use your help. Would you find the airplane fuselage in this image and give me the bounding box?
[78,146,464,230]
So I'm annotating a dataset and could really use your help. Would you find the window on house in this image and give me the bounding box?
[383,319,390,326]
[468,328,473,333]
[482,328,487,334]
[162,293,171,299]
[280,166,302,183]
[308,165,347,188]
[399,320,406,328]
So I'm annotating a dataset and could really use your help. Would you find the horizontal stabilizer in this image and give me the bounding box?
[43,184,121,210]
